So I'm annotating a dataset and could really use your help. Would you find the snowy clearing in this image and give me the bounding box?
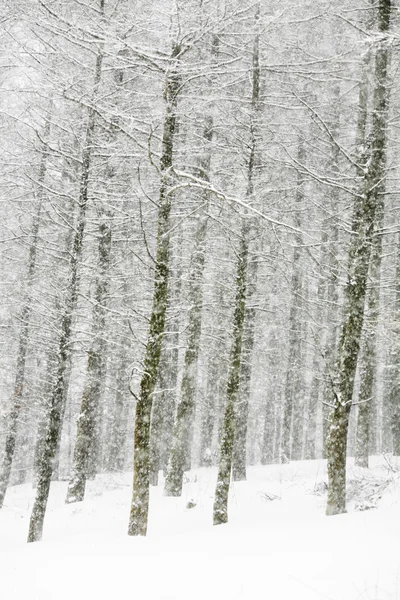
[1,458,400,600]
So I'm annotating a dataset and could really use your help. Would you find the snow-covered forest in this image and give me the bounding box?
[1,0,400,597]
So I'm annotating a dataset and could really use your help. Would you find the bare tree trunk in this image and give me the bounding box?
[199,282,228,468]
[105,340,130,473]
[305,84,341,461]
[213,13,259,524]
[355,204,383,467]
[164,36,218,494]
[128,46,180,536]
[326,0,391,515]
[321,214,340,458]
[232,248,258,481]
[66,219,112,503]
[37,196,76,483]
[164,120,212,496]
[230,20,261,483]
[27,38,104,542]
[213,233,248,525]
[34,342,72,485]
[149,371,167,486]
[0,114,50,508]
[149,245,182,487]
[261,391,275,465]
[304,229,328,460]
[387,234,400,454]
[281,140,304,463]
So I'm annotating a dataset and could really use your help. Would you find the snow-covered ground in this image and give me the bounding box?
[1,458,400,600]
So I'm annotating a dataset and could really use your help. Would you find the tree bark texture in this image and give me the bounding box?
[388,234,400,454]
[213,233,248,525]
[326,0,391,515]
[66,220,112,503]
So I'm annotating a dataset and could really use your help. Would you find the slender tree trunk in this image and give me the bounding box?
[326,0,391,515]
[261,390,275,465]
[355,204,383,467]
[387,234,400,454]
[0,116,50,508]
[305,84,341,461]
[27,39,104,542]
[105,341,130,472]
[164,35,219,493]
[34,344,72,485]
[321,214,340,458]
[199,285,227,467]
[149,373,167,487]
[66,219,112,503]
[164,119,212,496]
[304,230,328,460]
[128,47,180,536]
[281,140,304,463]
[51,354,72,482]
[38,196,76,483]
[149,340,174,485]
[230,20,261,483]
[352,2,377,468]
[213,233,248,525]
[291,277,309,461]
[213,14,259,524]
[232,248,258,480]
[34,349,57,487]
[149,248,182,487]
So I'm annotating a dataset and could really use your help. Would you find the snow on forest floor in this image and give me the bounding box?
[1,458,400,600]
